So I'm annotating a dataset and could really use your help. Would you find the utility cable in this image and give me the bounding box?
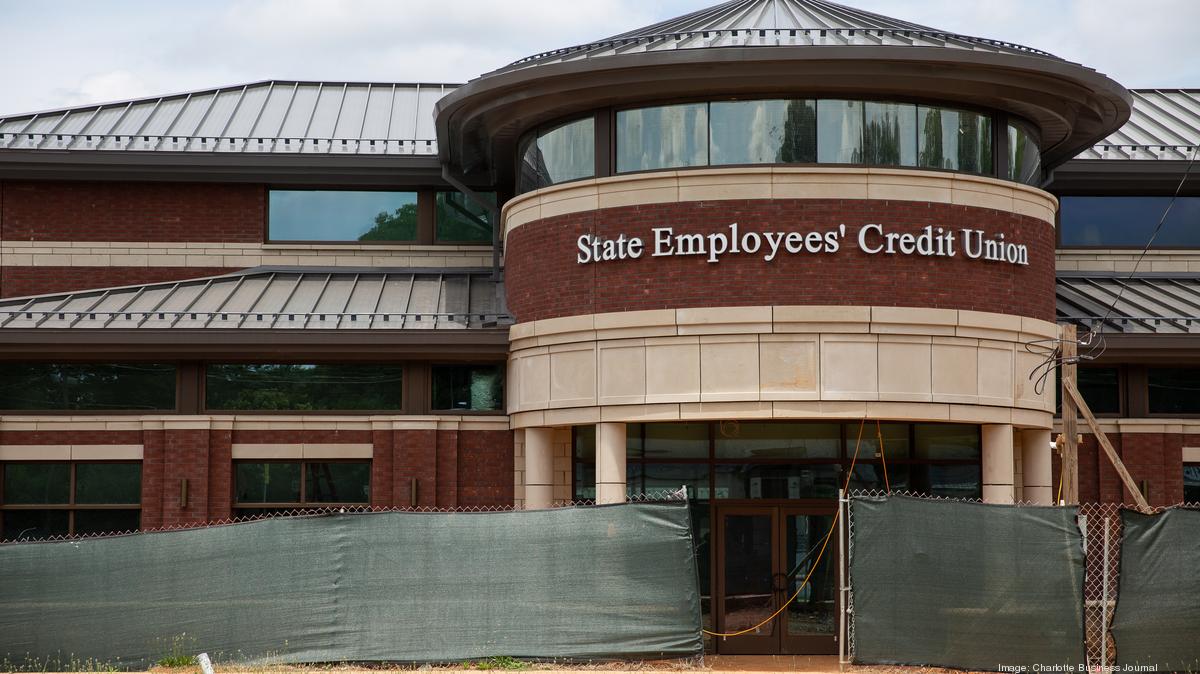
[702,417,866,638]
[876,420,890,494]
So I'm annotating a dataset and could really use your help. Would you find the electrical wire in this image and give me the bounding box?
[701,417,866,639]
[876,420,890,494]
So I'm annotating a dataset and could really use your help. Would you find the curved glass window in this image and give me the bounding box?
[710,99,815,165]
[517,116,594,193]
[1008,122,1041,184]
[617,103,708,172]
[918,106,992,173]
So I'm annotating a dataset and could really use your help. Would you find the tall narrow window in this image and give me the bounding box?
[1007,122,1041,184]
[863,102,917,166]
[1,462,141,541]
[816,100,864,164]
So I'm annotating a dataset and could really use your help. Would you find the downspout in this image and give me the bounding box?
[440,164,502,284]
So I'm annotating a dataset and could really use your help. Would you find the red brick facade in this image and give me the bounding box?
[1,426,514,529]
[1056,432,1190,506]
[1,180,265,242]
[1,266,237,298]
[505,199,1056,323]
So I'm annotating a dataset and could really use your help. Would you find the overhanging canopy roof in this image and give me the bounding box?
[1057,273,1200,334]
[0,268,512,358]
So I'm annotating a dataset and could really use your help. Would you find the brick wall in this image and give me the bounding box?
[505,199,1056,323]
[0,425,514,530]
[1,266,237,298]
[1,180,265,242]
[1066,432,1188,506]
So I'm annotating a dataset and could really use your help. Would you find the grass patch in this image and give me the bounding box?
[465,656,529,670]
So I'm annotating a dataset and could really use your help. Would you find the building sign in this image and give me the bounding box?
[576,223,1029,266]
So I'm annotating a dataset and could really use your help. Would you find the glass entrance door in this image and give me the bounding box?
[714,505,838,655]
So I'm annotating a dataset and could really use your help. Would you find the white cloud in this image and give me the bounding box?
[0,0,1197,115]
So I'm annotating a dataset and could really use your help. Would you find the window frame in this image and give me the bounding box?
[0,460,142,540]
[231,459,372,512]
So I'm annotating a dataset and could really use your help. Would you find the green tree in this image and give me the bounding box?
[358,202,418,241]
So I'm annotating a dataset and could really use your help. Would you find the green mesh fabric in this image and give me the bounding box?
[0,502,701,669]
[1113,508,1200,673]
[850,496,1085,671]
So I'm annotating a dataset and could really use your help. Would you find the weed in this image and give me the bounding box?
[155,633,199,668]
[466,656,528,670]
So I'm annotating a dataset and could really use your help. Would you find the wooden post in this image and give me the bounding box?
[1064,377,1153,513]
[1059,324,1080,504]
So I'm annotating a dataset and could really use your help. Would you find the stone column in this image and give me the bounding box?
[1021,428,1054,505]
[982,424,1016,504]
[524,427,555,509]
[596,422,628,504]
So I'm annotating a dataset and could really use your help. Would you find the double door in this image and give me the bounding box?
[713,504,838,655]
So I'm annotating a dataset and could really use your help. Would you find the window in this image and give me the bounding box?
[709,99,816,165]
[517,117,595,192]
[233,461,370,516]
[573,421,981,501]
[863,101,917,166]
[435,191,495,243]
[205,364,403,411]
[1148,368,1200,414]
[617,103,709,172]
[0,363,175,411]
[1079,368,1122,415]
[816,100,864,164]
[430,364,504,411]
[1185,464,1200,503]
[1007,122,1041,185]
[268,190,418,242]
[918,106,992,174]
[1,462,141,541]
[1059,196,1200,248]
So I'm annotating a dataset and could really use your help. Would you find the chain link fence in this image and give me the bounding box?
[0,488,688,545]
[842,491,1199,672]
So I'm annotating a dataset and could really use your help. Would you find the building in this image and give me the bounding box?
[0,0,1197,657]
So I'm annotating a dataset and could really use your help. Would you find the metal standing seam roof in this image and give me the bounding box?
[1057,274,1200,334]
[1079,89,1200,160]
[0,268,512,331]
[0,80,456,156]
[496,0,1060,74]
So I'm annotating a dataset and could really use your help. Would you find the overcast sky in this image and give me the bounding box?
[2,0,1197,116]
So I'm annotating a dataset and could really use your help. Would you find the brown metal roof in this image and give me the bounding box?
[0,268,511,332]
[1057,273,1200,334]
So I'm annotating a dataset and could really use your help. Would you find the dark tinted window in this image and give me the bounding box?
[306,463,371,503]
[715,422,839,459]
[235,463,302,504]
[436,191,495,243]
[914,424,980,460]
[1,462,141,540]
[1078,368,1121,415]
[1149,368,1200,414]
[1060,196,1200,248]
[0,363,175,411]
[430,364,503,411]
[206,364,403,411]
[75,463,141,504]
[1185,464,1200,503]
[268,190,418,241]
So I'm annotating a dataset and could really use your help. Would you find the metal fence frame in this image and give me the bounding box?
[838,491,1200,671]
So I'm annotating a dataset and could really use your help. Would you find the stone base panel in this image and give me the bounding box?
[0,240,495,270]
[503,166,1058,237]
[507,305,1057,429]
[1057,249,1200,273]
